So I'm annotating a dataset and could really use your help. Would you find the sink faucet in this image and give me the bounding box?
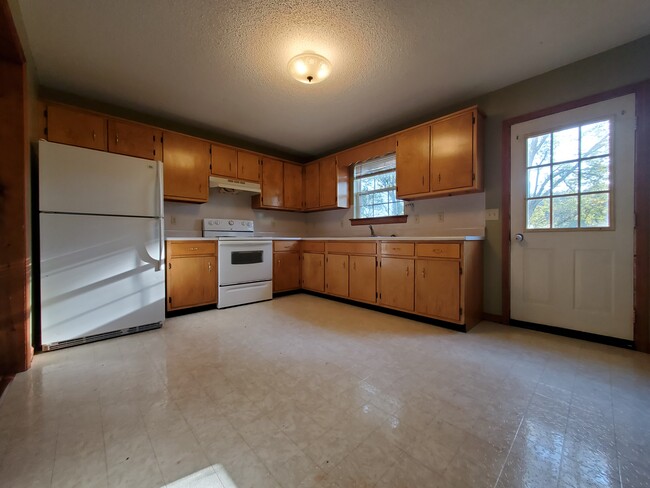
[369,225,377,237]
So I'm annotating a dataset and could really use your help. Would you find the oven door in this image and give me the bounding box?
[218,240,273,286]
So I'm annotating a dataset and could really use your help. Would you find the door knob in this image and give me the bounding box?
[515,233,524,242]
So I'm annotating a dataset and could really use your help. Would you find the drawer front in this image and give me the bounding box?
[416,243,460,259]
[326,242,377,255]
[169,241,217,257]
[302,241,325,253]
[380,242,414,256]
[274,240,300,252]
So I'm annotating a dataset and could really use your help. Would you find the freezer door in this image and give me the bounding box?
[39,140,163,217]
[40,213,165,346]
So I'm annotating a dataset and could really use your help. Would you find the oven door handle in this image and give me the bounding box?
[219,240,272,246]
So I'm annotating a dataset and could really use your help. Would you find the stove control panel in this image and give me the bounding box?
[203,218,254,232]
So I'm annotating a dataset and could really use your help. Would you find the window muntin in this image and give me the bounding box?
[353,154,404,219]
[525,119,612,230]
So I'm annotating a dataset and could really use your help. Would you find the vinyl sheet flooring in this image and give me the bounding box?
[0,294,649,488]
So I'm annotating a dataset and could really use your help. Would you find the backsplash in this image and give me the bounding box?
[304,192,486,238]
[164,189,307,237]
[165,188,485,238]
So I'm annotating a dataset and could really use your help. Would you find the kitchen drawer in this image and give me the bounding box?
[326,241,377,255]
[301,241,325,253]
[168,240,217,257]
[380,242,414,256]
[416,243,460,259]
[274,240,300,252]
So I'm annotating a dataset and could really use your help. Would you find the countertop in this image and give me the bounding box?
[166,236,484,241]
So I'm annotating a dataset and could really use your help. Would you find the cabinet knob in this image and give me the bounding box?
[406,266,410,277]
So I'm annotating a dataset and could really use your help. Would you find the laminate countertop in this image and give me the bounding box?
[166,236,484,241]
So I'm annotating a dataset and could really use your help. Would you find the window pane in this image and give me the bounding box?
[359,177,374,192]
[527,198,550,229]
[375,173,395,189]
[580,193,609,227]
[527,134,551,167]
[553,127,579,163]
[552,162,579,195]
[527,166,551,198]
[359,205,372,218]
[359,193,373,207]
[581,157,610,193]
[581,120,610,158]
[552,195,578,228]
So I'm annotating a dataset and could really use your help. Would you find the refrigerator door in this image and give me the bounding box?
[40,213,165,347]
[39,140,163,218]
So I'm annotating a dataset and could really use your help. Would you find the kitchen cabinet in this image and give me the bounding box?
[396,125,430,197]
[284,163,303,210]
[162,132,210,203]
[415,259,461,321]
[325,254,349,297]
[302,157,349,211]
[301,242,325,292]
[237,151,261,182]
[108,119,162,160]
[349,255,377,303]
[259,157,283,208]
[396,106,482,199]
[273,241,301,292]
[166,241,217,311]
[378,257,415,311]
[46,104,107,151]
[211,144,238,178]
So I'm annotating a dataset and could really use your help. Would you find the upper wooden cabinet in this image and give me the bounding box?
[237,151,261,182]
[396,106,482,199]
[283,163,303,210]
[46,105,107,151]
[396,125,430,197]
[303,157,349,211]
[108,120,162,160]
[162,132,210,203]
[253,160,303,211]
[211,144,238,178]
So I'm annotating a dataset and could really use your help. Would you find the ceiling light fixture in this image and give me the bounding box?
[288,52,331,84]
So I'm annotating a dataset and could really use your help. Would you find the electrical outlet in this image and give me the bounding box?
[340,220,344,228]
[170,216,177,225]
[415,214,420,224]
[486,208,499,221]
[437,212,444,223]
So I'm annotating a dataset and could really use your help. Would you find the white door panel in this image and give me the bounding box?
[510,95,635,339]
[40,213,165,346]
[39,140,163,217]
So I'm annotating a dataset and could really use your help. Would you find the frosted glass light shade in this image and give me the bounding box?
[288,53,331,84]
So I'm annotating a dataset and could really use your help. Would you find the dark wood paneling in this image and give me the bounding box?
[0,0,24,63]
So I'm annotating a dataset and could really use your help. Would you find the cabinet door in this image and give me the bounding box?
[415,259,460,321]
[168,256,216,310]
[319,157,338,207]
[47,105,107,151]
[211,144,237,178]
[237,151,260,182]
[349,255,376,303]
[108,119,161,160]
[302,253,325,292]
[162,132,210,202]
[261,158,284,208]
[430,110,474,192]
[284,163,303,210]
[326,254,349,297]
[273,252,300,292]
[304,162,320,210]
[379,257,414,311]
[396,125,430,197]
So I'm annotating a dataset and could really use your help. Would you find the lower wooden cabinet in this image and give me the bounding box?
[415,259,460,321]
[325,254,348,297]
[349,255,377,303]
[166,241,217,311]
[273,241,301,292]
[302,252,325,292]
[378,257,415,311]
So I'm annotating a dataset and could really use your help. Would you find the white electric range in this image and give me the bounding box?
[202,219,273,308]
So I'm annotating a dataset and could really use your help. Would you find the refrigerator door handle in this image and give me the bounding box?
[156,161,164,272]
[156,218,164,271]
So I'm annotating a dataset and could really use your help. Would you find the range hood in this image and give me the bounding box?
[209,176,261,194]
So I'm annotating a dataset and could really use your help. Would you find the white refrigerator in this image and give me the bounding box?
[38,140,165,350]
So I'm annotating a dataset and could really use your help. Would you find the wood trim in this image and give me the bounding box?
[0,0,25,63]
[501,80,650,352]
[350,215,408,226]
[482,312,504,324]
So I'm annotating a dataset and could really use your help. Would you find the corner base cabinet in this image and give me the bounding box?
[166,241,217,311]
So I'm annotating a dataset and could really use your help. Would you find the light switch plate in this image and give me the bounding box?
[486,208,499,221]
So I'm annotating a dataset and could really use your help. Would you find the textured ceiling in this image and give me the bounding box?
[18,0,650,159]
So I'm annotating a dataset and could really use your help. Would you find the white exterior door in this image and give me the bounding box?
[510,95,636,340]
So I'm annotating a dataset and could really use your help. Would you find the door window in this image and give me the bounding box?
[526,119,612,230]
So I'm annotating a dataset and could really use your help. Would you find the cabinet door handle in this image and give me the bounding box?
[353,261,356,271]
[343,261,346,269]
[115,132,119,144]
[93,130,96,141]
[208,262,212,272]
[422,175,424,186]
[406,266,410,277]
[422,268,426,278]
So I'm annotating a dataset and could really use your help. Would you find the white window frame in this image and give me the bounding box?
[353,153,404,219]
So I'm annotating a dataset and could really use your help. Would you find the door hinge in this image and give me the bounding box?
[472,113,475,124]
[396,140,399,147]
[44,127,48,136]
[326,257,328,263]
[379,293,382,299]
[459,307,463,315]
[375,291,378,299]
[209,146,212,154]
[472,172,476,181]
[160,135,164,144]
[459,267,462,275]
[168,262,172,269]
[168,297,172,304]
[44,108,48,117]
